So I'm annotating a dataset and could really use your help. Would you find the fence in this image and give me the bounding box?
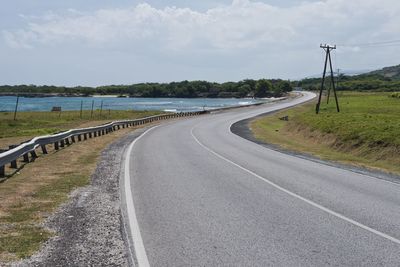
[0,111,206,178]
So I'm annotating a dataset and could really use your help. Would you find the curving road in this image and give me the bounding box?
[123,92,400,266]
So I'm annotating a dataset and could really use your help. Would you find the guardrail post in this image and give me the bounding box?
[23,153,29,162]
[65,138,70,146]
[30,150,38,160]
[60,140,65,148]
[0,165,4,178]
[94,131,97,137]
[0,149,5,177]
[101,129,105,135]
[54,142,59,150]
[71,136,76,143]
[89,132,92,138]
[41,145,48,154]
[10,159,17,169]
[78,134,82,142]
[9,145,18,169]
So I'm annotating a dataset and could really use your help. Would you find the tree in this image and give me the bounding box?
[255,79,272,97]
[238,84,251,97]
[279,81,293,93]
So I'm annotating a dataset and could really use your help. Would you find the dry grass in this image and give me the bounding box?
[0,123,147,263]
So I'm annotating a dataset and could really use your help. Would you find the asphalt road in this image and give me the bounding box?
[124,92,400,266]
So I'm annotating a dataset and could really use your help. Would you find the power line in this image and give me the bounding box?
[337,39,400,48]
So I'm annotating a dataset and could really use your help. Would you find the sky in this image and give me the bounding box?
[1,0,400,86]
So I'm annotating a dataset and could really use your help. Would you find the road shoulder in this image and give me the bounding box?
[15,128,150,266]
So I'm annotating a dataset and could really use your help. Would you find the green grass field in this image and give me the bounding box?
[0,109,162,139]
[251,92,400,175]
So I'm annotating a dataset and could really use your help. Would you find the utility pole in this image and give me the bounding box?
[13,95,20,121]
[316,44,340,114]
[80,100,83,119]
[327,68,340,104]
[90,100,94,119]
[100,100,103,117]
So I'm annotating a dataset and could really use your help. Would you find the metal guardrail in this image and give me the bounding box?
[0,111,206,177]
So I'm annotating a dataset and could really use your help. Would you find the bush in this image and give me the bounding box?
[390,92,400,98]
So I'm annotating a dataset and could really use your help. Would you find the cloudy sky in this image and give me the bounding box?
[1,0,399,86]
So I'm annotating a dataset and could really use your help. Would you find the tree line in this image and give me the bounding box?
[0,79,293,98]
[296,73,400,92]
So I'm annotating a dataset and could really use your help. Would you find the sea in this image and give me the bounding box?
[0,96,264,113]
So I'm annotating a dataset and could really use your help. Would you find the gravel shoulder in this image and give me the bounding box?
[15,127,150,266]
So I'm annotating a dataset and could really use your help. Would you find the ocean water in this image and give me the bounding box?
[0,96,264,113]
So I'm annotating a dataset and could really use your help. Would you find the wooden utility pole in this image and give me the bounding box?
[100,100,104,117]
[80,100,83,119]
[327,68,340,104]
[13,95,20,121]
[90,100,94,119]
[316,44,340,114]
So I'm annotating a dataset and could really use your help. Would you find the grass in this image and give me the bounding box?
[0,109,162,139]
[251,92,400,175]
[0,110,163,264]
[0,109,162,150]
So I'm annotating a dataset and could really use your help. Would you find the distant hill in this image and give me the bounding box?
[297,64,400,91]
[362,64,400,80]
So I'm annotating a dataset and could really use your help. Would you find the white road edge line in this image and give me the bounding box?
[190,126,400,246]
[124,126,159,267]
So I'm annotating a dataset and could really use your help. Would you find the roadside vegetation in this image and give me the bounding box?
[251,92,400,175]
[0,110,162,149]
[0,110,161,263]
[297,64,400,92]
[0,79,292,98]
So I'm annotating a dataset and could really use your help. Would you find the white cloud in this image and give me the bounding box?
[4,0,399,51]
[1,0,400,86]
